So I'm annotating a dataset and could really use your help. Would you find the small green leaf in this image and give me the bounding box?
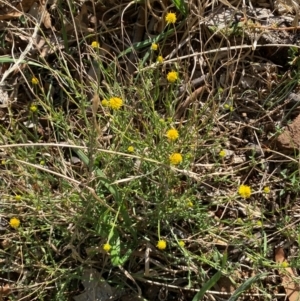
[110,231,121,266]
[109,231,132,266]
[118,246,133,266]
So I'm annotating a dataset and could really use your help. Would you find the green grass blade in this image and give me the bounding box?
[74,149,120,198]
[0,55,43,67]
[116,27,175,59]
[74,149,136,241]
[192,270,222,301]
[171,0,188,17]
[228,273,269,301]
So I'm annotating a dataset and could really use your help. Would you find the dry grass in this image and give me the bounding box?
[0,0,300,300]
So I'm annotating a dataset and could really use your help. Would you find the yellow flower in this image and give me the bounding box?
[9,217,20,229]
[165,12,177,24]
[103,243,111,252]
[127,146,134,153]
[166,128,179,141]
[178,240,185,247]
[109,97,123,110]
[91,41,100,49]
[281,261,289,268]
[169,153,182,165]
[157,239,167,250]
[238,185,251,199]
[30,104,38,113]
[263,186,270,194]
[31,77,39,85]
[256,221,262,227]
[236,218,243,224]
[15,195,22,201]
[151,43,158,51]
[219,149,226,158]
[218,87,224,93]
[101,99,109,107]
[157,55,164,63]
[187,200,193,207]
[167,71,178,83]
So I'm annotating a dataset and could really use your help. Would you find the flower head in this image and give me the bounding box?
[15,195,22,201]
[103,243,111,252]
[91,41,100,49]
[30,104,38,113]
[263,186,270,194]
[238,185,251,199]
[167,71,178,83]
[165,12,177,24]
[219,149,226,158]
[157,239,167,250]
[109,97,123,110]
[187,200,193,207]
[169,153,182,165]
[281,261,289,268]
[256,221,262,227]
[178,240,185,247]
[31,77,39,85]
[9,217,20,229]
[151,43,158,51]
[101,99,109,107]
[224,104,234,111]
[157,55,164,63]
[166,128,179,141]
[127,146,134,153]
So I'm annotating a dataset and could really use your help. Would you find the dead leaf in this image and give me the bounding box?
[275,247,300,301]
[73,268,115,301]
[0,0,37,20]
[27,2,52,28]
[0,88,9,108]
[64,3,94,34]
[212,238,228,246]
[216,275,236,293]
[0,284,11,299]
[27,1,39,18]
[91,94,102,137]
[16,0,37,12]
[40,5,52,29]
[91,94,100,116]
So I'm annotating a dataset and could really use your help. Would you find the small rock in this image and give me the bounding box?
[276,114,300,152]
